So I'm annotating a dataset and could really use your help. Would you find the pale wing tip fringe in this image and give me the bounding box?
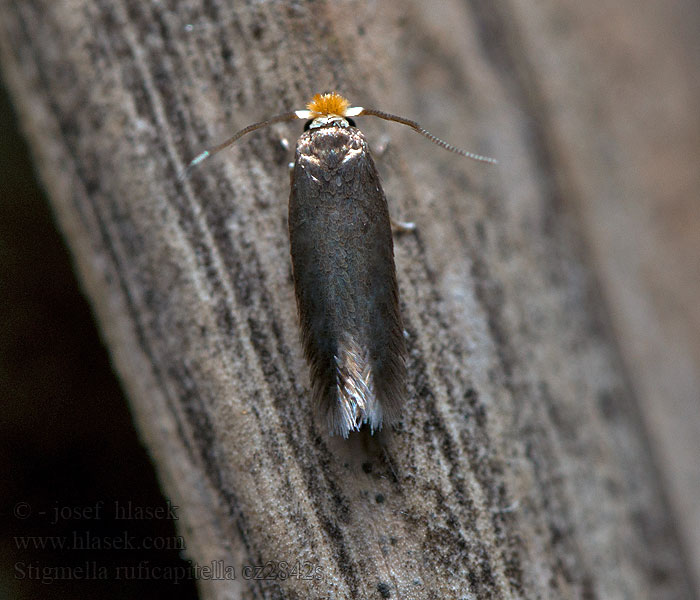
[324,341,406,438]
[325,336,384,438]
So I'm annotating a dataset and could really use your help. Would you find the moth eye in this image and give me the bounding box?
[346,118,356,127]
[303,119,313,131]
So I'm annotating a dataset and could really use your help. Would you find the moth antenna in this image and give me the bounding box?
[179,111,300,181]
[358,108,498,165]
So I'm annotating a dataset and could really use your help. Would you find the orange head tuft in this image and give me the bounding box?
[306,92,351,117]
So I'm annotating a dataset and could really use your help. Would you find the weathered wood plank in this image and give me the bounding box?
[0,1,695,598]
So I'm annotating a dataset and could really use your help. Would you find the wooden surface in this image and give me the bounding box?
[1,0,697,598]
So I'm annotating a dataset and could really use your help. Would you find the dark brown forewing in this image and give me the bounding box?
[288,125,407,436]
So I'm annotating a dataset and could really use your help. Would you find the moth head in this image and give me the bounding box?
[306,92,351,118]
[297,92,363,130]
[180,91,495,180]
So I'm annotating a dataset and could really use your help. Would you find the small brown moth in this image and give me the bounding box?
[182,92,495,437]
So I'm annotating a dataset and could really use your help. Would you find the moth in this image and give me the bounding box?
[182,92,495,437]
